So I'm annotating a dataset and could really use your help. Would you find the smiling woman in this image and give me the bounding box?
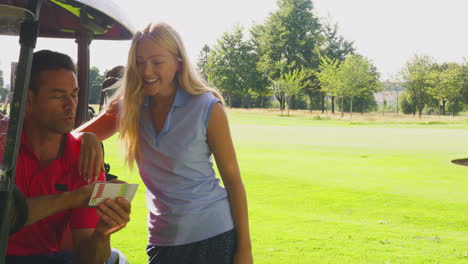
[136,38,179,98]
[74,22,253,264]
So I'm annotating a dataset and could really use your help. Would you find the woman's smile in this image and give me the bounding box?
[144,78,159,85]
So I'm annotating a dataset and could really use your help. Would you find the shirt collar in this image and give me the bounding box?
[143,87,190,110]
[20,132,75,162]
[20,132,31,149]
[173,87,190,107]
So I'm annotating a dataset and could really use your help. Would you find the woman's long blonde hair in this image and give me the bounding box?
[116,22,224,168]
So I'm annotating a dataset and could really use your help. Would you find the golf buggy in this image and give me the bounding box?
[0,0,133,263]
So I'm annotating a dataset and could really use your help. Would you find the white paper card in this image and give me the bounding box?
[88,183,139,206]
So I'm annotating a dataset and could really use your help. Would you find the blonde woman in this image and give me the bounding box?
[76,22,253,264]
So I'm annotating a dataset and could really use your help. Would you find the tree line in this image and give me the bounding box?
[198,0,380,115]
[398,55,467,117]
[197,0,467,117]
[2,0,466,117]
[0,70,7,103]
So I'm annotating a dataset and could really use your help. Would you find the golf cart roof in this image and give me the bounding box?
[0,0,135,126]
[0,0,134,39]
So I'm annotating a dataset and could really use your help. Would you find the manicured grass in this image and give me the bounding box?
[105,111,468,263]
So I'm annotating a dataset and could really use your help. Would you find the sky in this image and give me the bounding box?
[1,0,467,87]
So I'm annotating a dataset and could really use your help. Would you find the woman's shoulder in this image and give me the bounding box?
[187,91,220,106]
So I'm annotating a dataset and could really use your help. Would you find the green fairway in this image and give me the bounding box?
[105,111,468,263]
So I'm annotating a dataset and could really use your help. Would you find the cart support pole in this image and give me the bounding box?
[0,1,42,262]
[75,28,93,127]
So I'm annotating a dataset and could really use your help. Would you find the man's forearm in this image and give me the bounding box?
[25,192,75,225]
[25,185,92,225]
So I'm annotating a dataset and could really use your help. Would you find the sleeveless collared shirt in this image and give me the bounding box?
[137,88,234,246]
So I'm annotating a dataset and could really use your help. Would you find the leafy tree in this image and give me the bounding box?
[399,91,416,115]
[316,56,340,113]
[428,63,464,116]
[357,61,382,115]
[461,59,468,104]
[271,67,310,116]
[399,55,434,118]
[427,67,444,114]
[0,70,6,105]
[314,19,355,112]
[341,92,378,114]
[0,69,4,89]
[0,88,8,106]
[441,64,464,116]
[255,0,321,109]
[197,44,210,82]
[336,54,380,117]
[270,80,286,114]
[447,101,464,116]
[461,58,468,104]
[206,26,263,107]
[88,67,105,105]
[317,54,380,117]
[248,24,273,107]
[320,19,355,62]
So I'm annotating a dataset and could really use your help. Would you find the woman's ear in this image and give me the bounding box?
[177,60,183,71]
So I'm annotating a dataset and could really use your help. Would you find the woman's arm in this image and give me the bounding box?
[73,102,120,141]
[207,103,253,264]
[72,103,120,181]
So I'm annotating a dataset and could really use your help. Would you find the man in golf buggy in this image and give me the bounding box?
[4,50,131,264]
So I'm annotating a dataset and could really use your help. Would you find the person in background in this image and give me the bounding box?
[5,50,131,264]
[99,65,124,112]
[2,92,13,117]
[75,22,253,264]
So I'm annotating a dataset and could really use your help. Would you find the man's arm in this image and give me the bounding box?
[25,183,95,225]
[71,197,131,264]
[72,228,111,264]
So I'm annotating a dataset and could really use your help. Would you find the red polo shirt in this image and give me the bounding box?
[6,133,105,256]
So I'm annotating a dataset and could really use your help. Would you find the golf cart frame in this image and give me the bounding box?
[0,1,133,262]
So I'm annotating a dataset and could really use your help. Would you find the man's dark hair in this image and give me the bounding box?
[29,50,76,94]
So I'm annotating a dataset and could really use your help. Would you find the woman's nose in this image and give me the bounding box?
[142,62,153,77]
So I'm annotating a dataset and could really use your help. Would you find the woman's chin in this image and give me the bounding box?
[142,85,159,96]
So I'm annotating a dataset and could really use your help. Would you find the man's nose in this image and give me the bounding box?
[63,95,77,110]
